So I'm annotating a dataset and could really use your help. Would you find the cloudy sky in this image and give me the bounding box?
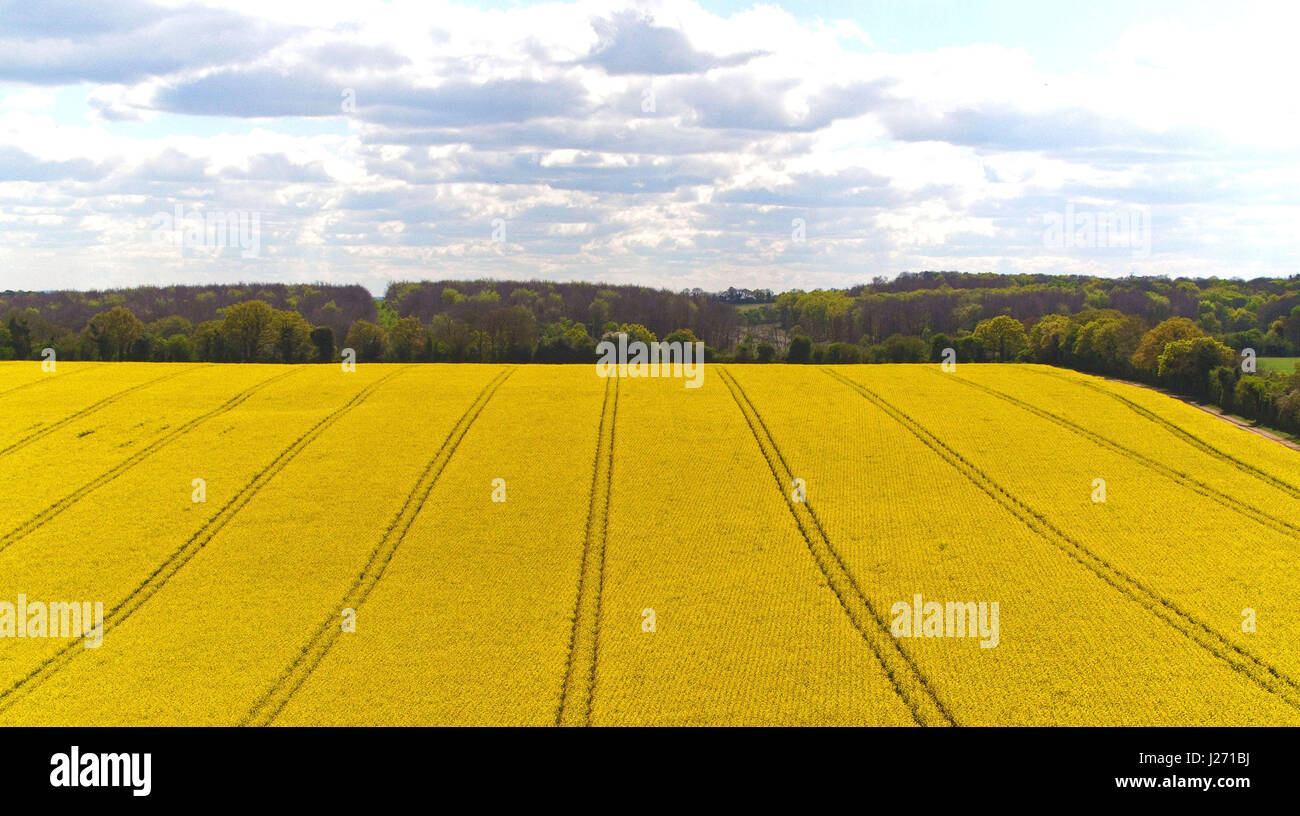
[1,0,1298,295]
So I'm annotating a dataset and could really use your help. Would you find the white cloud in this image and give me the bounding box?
[0,0,1297,294]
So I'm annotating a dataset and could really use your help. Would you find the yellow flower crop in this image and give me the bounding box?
[1,360,1297,725]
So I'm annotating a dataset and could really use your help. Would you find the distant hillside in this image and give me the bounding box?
[0,284,374,346]
[384,280,737,350]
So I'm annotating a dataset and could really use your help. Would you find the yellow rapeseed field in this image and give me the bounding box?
[1,360,1298,725]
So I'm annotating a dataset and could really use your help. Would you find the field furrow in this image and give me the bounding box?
[932,367,1300,538]
[243,367,516,726]
[270,367,608,726]
[1028,365,1300,499]
[0,362,105,399]
[0,365,405,712]
[555,376,618,727]
[720,365,1300,724]
[719,367,953,726]
[0,365,297,547]
[831,365,1300,696]
[4,361,1298,726]
[588,374,920,726]
[0,366,516,726]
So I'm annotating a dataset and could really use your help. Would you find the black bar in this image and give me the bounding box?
[2,727,1289,804]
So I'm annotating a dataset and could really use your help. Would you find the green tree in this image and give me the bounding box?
[1276,388,1300,431]
[878,333,928,363]
[388,316,429,362]
[1028,315,1073,364]
[431,314,474,361]
[663,328,700,345]
[954,335,985,363]
[787,335,812,364]
[6,310,36,359]
[1144,293,1172,323]
[1284,305,1300,349]
[85,306,145,361]
[163,334,195,362]
[588,298,612,332]
[510,288,539,311]
[376,300,400,330]
[194,320,226,362]
[1234,375,1272,420]
[1157,336,1235,396]
[309,326,335,363]
[269,309,313,363]
[1132,317,1202,373]
[1072,316,1143,373]
[482,306,538,362]
[345,320,389,363]
[928,332,952,363]
[220,300,276,362]
[609,323,657,345]
[972,315,1027,362]
[147,315,193,339]
[953,302,983,332]
[1209,365,1238,411]
[1197,301,1223,334]
[824,342,863,363]
[534,319,595,363]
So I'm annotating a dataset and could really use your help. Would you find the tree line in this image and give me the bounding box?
[5,273,1300,436]
[741,271,1300,436]
[0,280,737,366]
